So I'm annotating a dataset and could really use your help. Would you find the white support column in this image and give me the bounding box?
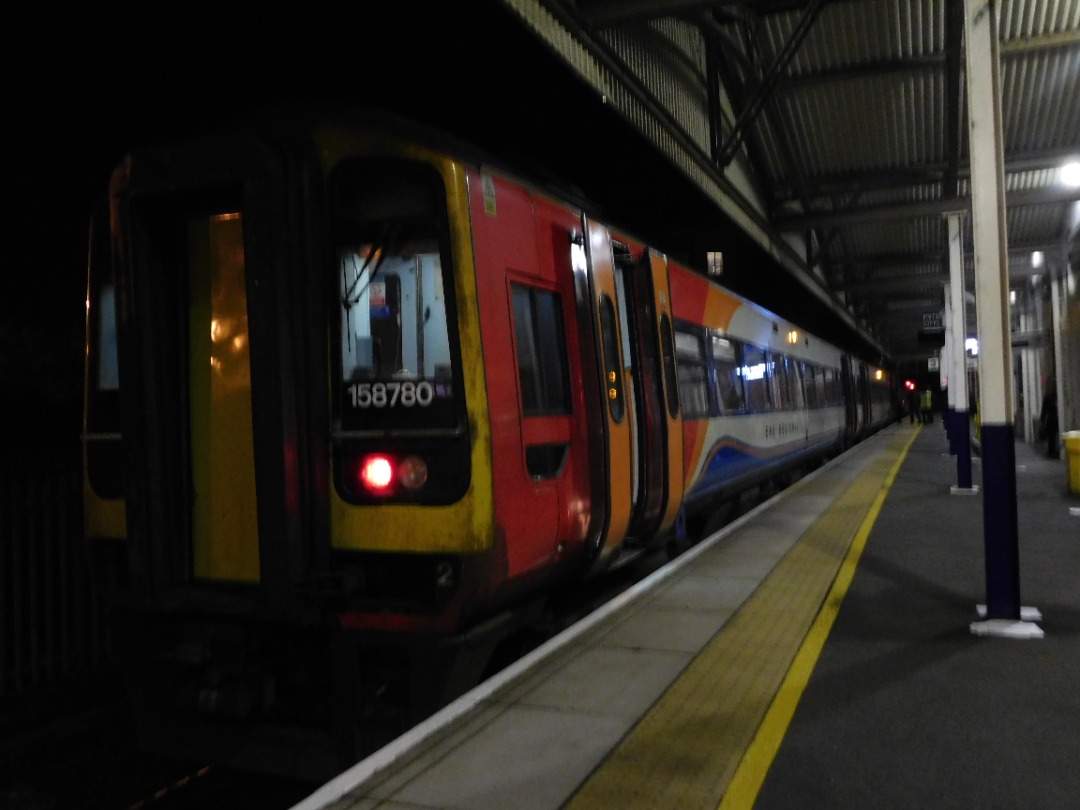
[1020,309,1035,442]
[948,216,967,413]
[963,0,1041,638]
[966,2,1012,431]
[948,213,975,492]
[944,286,955,406]
[1051,261,1066,451]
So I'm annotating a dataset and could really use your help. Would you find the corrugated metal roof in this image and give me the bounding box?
[506,0,1080,362]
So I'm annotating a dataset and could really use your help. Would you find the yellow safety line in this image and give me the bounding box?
[718,425,921,810]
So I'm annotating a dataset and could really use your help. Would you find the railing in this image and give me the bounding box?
[1,457,109,698]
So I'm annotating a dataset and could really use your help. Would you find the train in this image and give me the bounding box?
[82,104,896,781]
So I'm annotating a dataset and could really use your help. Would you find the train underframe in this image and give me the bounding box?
[107,596,546,782]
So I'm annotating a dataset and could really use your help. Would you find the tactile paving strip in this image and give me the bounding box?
[566,430,915,810]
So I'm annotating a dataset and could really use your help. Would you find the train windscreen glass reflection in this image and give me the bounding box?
[334,161,458,432]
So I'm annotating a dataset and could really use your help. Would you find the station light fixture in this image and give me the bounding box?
[1061,161,1080,187]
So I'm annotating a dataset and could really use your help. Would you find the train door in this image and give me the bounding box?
[582,222,685,559]
[109,146,305,601]
[582,218,633,562]
[857,362,870,438]
[128,205,265,587]
[612,260,641,509]
[841,355,857,447]
[616,246,684,540]
[188,212,262,582]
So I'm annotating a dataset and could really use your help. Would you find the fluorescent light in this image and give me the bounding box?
[1062,162,1080,187]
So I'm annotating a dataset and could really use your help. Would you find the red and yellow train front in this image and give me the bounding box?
[326,146,497,636]
[325,139,595,640]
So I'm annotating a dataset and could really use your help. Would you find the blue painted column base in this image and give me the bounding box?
[954,410,974,491]
[945,407,958,455]
[978,424,1021,619]
[969,425,1043,638]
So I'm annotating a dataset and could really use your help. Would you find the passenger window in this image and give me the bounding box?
[822,367,839,405]
[772,354,791,410]
[783,356,805,410]
[711,334,745,414]
[598,294,625,422]
[796,361,807,408]
[674,327,709,419]
[511,283,571,416]
[742,344,771,412]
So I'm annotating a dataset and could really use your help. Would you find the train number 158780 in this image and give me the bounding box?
[347,381,435,408]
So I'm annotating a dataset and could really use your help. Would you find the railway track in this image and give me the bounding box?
[0,686,311,810]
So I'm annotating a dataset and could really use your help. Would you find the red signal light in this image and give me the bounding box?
[904,379,916,390]
[359,455,395,494]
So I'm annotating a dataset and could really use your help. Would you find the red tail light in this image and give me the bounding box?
[359,455,395,494]
[357,454,429,497]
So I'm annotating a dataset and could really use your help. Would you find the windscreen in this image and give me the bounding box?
[332,159,461,433]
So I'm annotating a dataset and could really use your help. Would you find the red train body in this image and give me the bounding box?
[82,106,895,779]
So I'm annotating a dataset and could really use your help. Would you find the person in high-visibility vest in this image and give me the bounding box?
[920,389,933,424]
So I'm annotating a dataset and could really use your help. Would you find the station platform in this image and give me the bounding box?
[291,421,1080,810]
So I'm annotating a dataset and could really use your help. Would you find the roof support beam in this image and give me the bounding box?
[776,185,1080,230]
[716,0,824,167]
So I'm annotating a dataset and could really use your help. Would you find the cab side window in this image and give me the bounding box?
[511,283,571,416]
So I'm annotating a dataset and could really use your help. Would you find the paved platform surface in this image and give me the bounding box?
[291,422,1080,810]
[755,423,1080,810]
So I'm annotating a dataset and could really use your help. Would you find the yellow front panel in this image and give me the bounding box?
[330,156,495,553]
[190,213,261,582]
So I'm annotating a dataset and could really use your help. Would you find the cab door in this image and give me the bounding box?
[469,171,596,576]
